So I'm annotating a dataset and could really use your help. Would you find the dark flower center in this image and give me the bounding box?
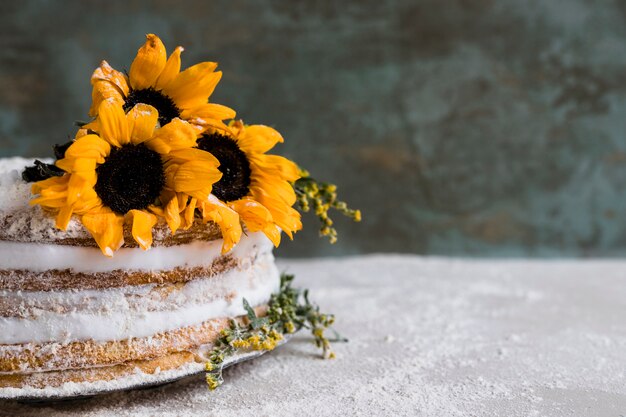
[123,88,180,126]
[95,144,165,214]
[197,133,251,202]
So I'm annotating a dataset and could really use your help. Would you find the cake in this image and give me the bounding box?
[0,35,359,399]
[0,157,283,392]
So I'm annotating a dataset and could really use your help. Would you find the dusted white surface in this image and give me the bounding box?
[2,255,626,416]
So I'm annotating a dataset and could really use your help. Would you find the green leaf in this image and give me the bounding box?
[242,298,257,321]
[243,298,269,329]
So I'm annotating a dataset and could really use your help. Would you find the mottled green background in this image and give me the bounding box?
[1,0,626,257]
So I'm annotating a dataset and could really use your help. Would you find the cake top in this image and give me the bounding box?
[0,157,222,246]
[0,157,37,213]
[0,157,92,243]
[15,34,360,257]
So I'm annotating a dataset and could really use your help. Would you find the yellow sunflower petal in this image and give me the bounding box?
[126,103,158,145]
[30,193,65,207]
[164,196,181,234]
[166,147,220,166]
[180,103,236,122]
[82,210,125,257]
[201,196,243,253]
[61,134,111,165]
[277,208,303,239]
[155,46,184,90]
[237,125,284,154]
[129,34,167,90]
[98,100,130,147]
[228,120,245,137]
[31,175,68,191]
[30,176,69,201]
[228,198,281,247]
[56,157,97,175]
[249,154,300,181]
[71,190,102,215]
[29,196,67,208]
[75,128,89,139]
[181,197,197,230]
[262,224,282,247]
[190,119,233,135]
[91,60,129,97]
[55,205,75,231]
[31,176,99,232]
[181,103,236,134]
[66,171,97,205]
[90,80,126,118]
[145,118,199,154]
[171,160,221,201]
[228,198,272,228]
[249,187,302,238]
[163,63,221,109]
[148,204,164,218]
[250,175,297,205]
[126,209,158,250]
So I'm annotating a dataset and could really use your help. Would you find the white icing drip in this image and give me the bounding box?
[0,252,279,345]
[0,231,271,273]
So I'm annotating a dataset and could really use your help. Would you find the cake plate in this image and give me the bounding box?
[0,335,292,403]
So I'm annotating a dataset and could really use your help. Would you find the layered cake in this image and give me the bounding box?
[0,158,282,392]
[0,34,359,398]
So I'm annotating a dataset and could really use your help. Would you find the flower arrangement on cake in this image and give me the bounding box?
[0,34,360,397]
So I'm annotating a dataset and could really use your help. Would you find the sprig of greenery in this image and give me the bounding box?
[205,274,344,390]
[293,168,361,243]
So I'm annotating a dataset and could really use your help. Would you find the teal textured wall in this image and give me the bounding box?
[1,0,626,257]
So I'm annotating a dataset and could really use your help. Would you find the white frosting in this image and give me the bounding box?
[0,158,40,214]
[0,251,279,345]
[0,157,45,175]
[0,231,270,273]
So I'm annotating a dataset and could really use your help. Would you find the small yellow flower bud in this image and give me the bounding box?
[284,321,296,334]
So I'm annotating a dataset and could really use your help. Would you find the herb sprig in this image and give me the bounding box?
[294,168,361,243]
[205,274,344,390]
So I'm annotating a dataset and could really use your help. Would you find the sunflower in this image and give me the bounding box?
[31,100,221,256]
[196,120,302,252]
[89,34,234,134]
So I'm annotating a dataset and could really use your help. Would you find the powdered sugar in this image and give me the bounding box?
[0,158,38,214]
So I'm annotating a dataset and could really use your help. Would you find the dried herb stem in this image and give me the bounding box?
[205,274,344,390]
